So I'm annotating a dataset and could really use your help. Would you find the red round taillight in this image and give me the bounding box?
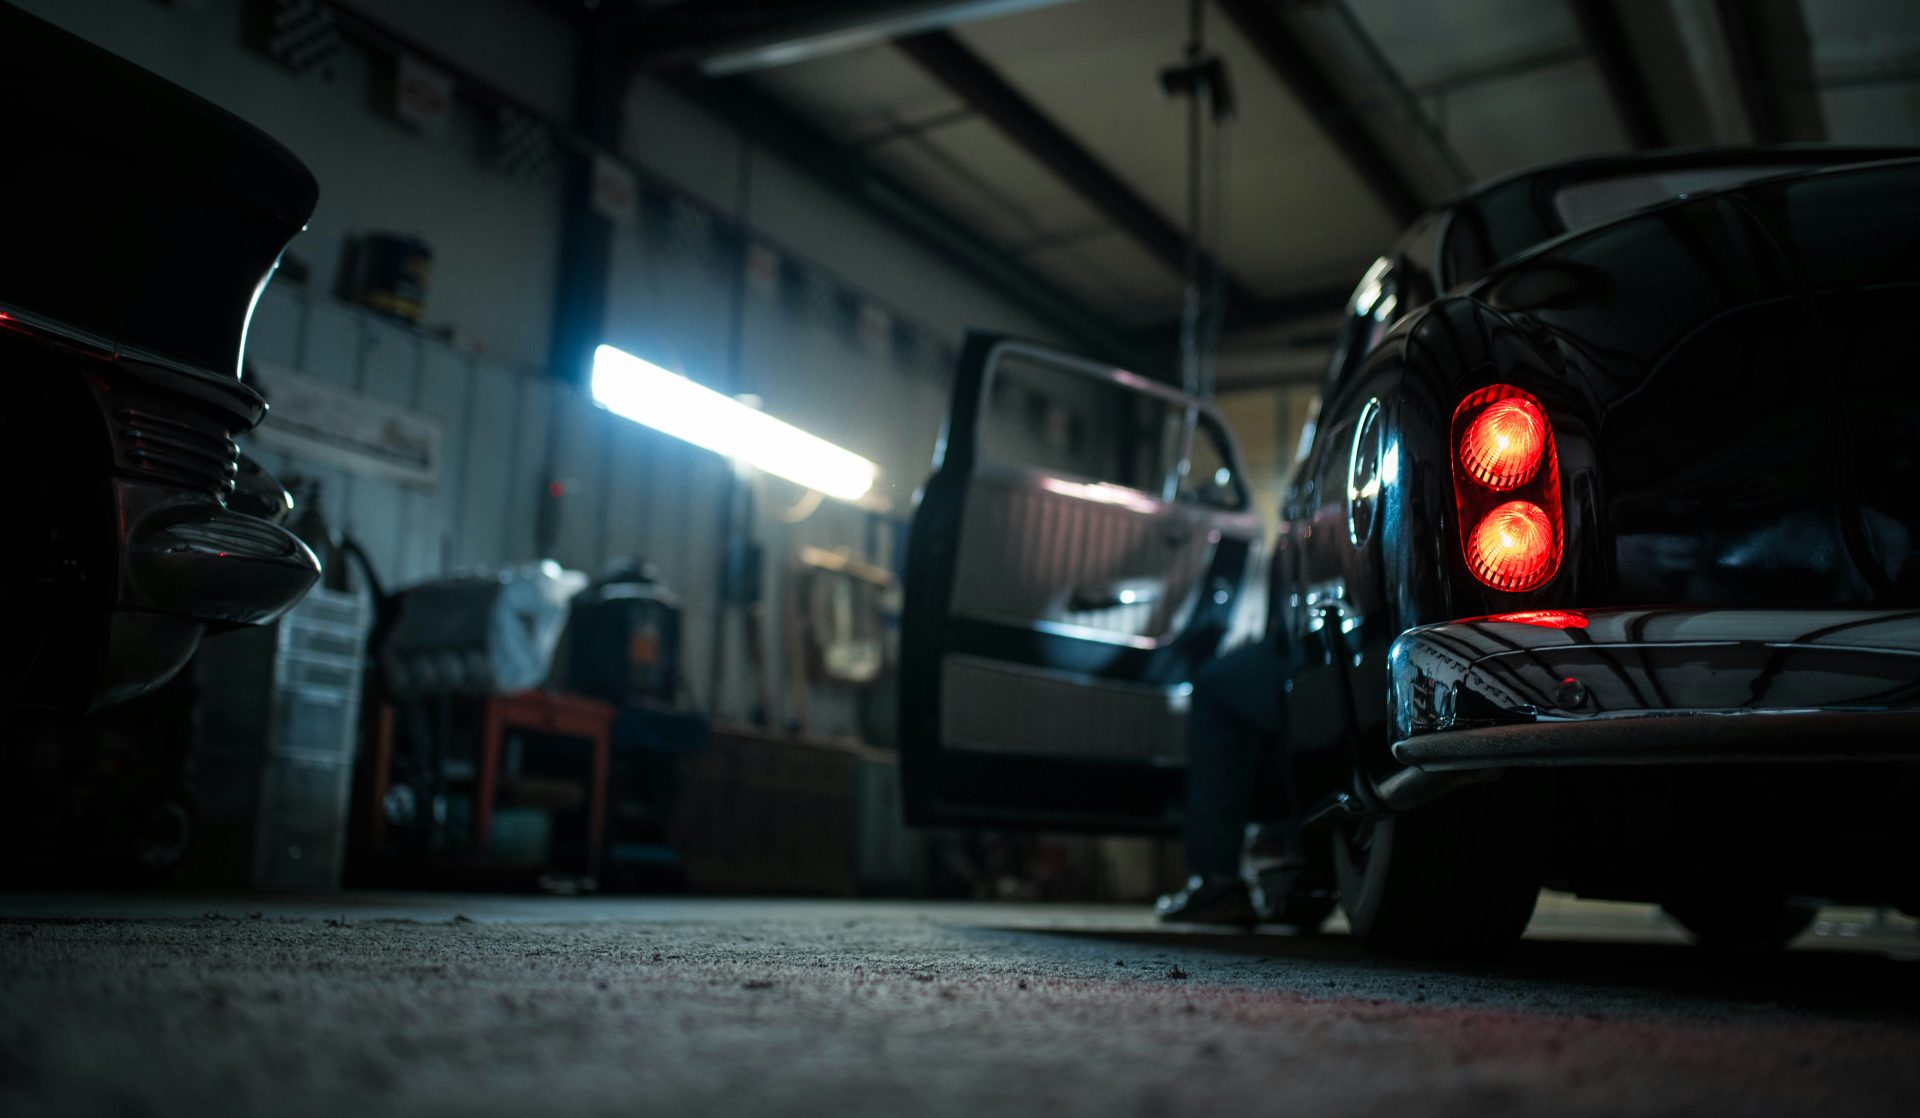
[1459,397,1545,490]
[1467,500,1557,592]
[1452,385,1564,593]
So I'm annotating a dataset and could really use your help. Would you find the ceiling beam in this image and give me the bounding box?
[1715,0,1827,143]
[1568,0,1667,149]
[515,0,1142,362]
[1213,0,1425,226]
[1129,282,1349,353]
[666,71,1141,363]
[893,30,1263,320]
[621,0,1085,75]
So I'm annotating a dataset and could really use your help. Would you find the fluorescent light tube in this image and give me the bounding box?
[591,344,877,501]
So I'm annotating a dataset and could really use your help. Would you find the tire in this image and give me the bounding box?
[1662,896,1818,950]
[133,788,197,876]
[1333,784,1543,957]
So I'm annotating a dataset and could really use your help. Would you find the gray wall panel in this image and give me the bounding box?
[549,391,609,573]
[300,303,362,388]
[599,420,655,566]
[502,375,552,565]
[455,361,520,570]
[246,285,305,370]
[347,321,421,585]
[404,347,475,582]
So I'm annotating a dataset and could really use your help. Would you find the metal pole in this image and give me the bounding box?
[1178,0,1203,397]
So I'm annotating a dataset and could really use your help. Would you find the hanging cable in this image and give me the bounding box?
[1178,0,1204,397]
[1163,0,1234,399]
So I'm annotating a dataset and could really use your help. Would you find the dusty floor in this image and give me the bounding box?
[1,893,1916,1117]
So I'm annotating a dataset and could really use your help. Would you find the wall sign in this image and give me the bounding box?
[392,54,454,136]
[249,361,444,488]
[591,154,638,227]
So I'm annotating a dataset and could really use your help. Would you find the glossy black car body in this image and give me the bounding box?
[1,8,320,712]
[1274,146,1920,950]
[902,145,1920,954]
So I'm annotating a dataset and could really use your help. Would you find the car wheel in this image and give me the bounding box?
[134,788,196,875]
[1332,784,1542,956]
[1662,896,1818,950]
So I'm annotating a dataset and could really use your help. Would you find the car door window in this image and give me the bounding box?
[980,351,1182,498]
[1179,413,1247,511]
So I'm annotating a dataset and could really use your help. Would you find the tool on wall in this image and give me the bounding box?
[781,545,896,739]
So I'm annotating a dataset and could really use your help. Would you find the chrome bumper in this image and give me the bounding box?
[1387,607,1920,771]
[124,491,320,626]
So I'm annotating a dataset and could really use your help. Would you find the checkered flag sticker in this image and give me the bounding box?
[665,198,715,265]
[245,0,342,78]
[801,268,839,325]
[492,106,558,184]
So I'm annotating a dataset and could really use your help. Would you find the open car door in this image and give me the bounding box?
[900,333,1265,832]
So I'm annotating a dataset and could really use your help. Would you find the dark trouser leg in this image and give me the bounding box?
[1185,641,1289,879]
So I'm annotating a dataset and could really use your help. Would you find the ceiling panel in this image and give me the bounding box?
[1025,228,1183,320]
[1805,0,1920,146]
[954,0,1403,300]
[864,116,1116,245]
[749,42,963,143]
[1804,0,1920,78]
[1820,84,1920,146]
[1433,58,1630,181]
[1344,0,1582,87]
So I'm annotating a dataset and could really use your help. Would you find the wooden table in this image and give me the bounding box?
[368,690,615,880]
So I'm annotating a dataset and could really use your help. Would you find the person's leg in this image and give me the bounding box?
[1157,641,1289,924]
[1181,673,1266,879]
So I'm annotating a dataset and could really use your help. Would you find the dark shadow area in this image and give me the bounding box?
[990,924,1920,1028]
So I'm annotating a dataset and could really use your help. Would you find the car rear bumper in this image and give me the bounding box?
[1387,607,1920,772]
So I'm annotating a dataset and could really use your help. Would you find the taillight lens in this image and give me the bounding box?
[1459,397,1545,490]
[1452,385,1563,593]
[1467,501,1556,591]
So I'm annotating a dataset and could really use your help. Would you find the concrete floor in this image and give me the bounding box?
[1,893,1916,1116]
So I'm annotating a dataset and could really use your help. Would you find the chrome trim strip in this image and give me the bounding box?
[955,612,1166,651]
[1388,606,1920,764]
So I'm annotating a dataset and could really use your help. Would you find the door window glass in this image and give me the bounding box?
[980,351,1182,495]
[1180,414,1247,510]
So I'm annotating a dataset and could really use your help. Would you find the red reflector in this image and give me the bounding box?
[1459,397,1545,490]
[1488,609,1587,629]
[1467,501,1558,592]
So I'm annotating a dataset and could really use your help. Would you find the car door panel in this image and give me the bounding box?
[900,333,1262,832]
[951,472,1223,644]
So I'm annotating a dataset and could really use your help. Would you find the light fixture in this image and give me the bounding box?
[591,344,877,501]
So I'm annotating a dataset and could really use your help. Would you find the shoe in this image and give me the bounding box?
[1155,874,1258,926]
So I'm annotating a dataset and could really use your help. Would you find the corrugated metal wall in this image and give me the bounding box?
[240,282,916,739]
[242,283,728,720]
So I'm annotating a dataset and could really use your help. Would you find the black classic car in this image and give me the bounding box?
[1,7,321,714]
[901,145,1920,954]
